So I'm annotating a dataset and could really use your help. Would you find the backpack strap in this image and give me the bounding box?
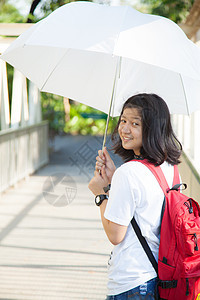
[131,217,158,274]
[172,164,180,186]
[130,159,180,275]
[131,159,180,195]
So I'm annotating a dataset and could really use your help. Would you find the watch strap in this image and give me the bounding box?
[95,194,108,206]
[103,184,111,193]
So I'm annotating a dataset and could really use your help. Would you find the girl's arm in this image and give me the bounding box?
[88,166,128,245]
[99,198,128,245]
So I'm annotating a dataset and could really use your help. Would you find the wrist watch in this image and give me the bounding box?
[95,194,109,206]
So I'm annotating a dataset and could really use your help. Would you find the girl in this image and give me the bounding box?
[88,93,182,300]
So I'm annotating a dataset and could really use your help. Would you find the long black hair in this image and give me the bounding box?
[111,93,182,165]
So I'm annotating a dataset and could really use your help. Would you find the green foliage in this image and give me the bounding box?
[64,103,118,136]
[41,92,118,136]
[26,12,38,23]
[38,0,91,19]
[41,92,66,134]
[0,3,25,23]
[6,64,14,109]
[40,0,68,17]
[140,0,194,23]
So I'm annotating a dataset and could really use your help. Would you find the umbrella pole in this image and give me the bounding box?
[102,56,121,152]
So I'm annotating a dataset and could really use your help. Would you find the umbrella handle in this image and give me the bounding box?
[102,113,110,152]
[101,56,121,153]
[99,56,121,175]
[99,112,110,175]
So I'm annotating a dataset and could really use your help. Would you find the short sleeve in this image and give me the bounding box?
[104,167,138,226]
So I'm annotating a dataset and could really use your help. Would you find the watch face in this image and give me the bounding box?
[95,194,108,206]
[95,196,101,205]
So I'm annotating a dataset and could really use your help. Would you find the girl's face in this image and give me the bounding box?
[118,107,142,155]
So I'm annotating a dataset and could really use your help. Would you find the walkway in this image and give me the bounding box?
[0,135,122,300]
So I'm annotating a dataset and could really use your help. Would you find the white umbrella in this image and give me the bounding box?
[1,1,200,145]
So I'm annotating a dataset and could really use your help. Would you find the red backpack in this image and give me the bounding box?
[131,159,200,300]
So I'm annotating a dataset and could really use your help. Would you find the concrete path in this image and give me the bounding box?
[0,135,122,300]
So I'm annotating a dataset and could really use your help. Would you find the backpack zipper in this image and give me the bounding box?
[184,199,193,214]
[186,233,199,252]
[194,233,199,251]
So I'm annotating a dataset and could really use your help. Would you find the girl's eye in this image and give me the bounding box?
[132,122,139,126]
[120,119,126,123]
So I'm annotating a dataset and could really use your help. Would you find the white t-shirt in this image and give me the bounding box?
[104,160,175,296]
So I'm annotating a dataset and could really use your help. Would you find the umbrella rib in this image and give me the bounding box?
[40,49,69,91]
[112,5,128,56]
[179,73,189,115]
[111,56,122,117]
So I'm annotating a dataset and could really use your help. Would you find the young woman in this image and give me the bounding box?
[88,93,182,300]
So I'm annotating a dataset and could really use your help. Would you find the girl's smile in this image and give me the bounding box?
[118,108,142,155]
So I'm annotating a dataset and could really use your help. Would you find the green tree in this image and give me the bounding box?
[27,0,43,23]
[39,0,70,18]
[0,2,25,23]
[27,0,91,22]
[41,92,66,135]
[140,0,194,23]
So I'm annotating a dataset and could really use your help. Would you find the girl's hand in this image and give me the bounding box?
[95,147,116,183]
[88,166,109,196]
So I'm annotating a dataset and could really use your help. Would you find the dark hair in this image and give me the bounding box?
[111,93,182,165]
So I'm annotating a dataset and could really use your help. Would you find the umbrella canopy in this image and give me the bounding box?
[1,1,200,116]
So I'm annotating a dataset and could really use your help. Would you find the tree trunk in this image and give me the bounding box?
[63,97,71,122]
[27,0,42,23]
